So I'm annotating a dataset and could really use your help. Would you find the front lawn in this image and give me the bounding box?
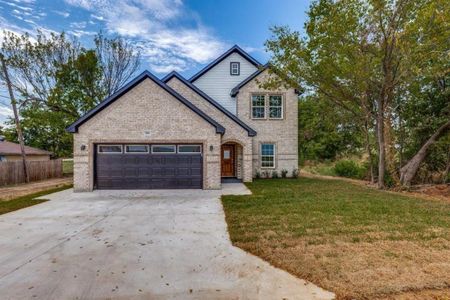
[0,185,72,215]
[222,178,450,299]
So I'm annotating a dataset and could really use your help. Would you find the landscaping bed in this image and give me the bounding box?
[222,177,450,299]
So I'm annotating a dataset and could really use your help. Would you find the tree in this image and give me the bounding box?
[1,30,141,157]
[264,0,449,188]
[0,54,29,182]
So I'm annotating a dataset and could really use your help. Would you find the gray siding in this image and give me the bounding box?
[192,52,258,115]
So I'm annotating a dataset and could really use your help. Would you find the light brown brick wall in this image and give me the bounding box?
[236,70,298,177]
[73,78,222,191]
[167,77,253,182]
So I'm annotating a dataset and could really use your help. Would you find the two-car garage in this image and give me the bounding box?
[95,144,203,189]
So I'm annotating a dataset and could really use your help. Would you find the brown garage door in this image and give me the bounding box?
[95,144,202,189]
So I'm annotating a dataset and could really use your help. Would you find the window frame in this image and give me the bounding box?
[151,144,176,154]
[268,94,284,119]
[97,144,123,154]
[177,144,202,154]
[251,94,266,119]
[260,143,276,169]
[230,62,240,76]
[124,144,149,154]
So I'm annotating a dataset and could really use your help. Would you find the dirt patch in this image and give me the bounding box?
[0,177,73,201]
[235,237,450,299]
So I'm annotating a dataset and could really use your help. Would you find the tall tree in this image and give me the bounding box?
[264,0,449,188]
[0,54,29,182]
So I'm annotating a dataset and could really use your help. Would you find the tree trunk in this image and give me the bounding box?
[0,55,29,183]
[400,119,450,187]
[443,148,450,183]
[376,99,385,189]
[363,119,375,184]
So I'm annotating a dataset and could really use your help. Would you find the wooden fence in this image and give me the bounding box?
[0,159,63,186]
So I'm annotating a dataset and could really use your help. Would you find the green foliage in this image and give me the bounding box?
[299,95,363,162]
[292,168,299,179]
[271,170,279,179]
[281,169,288,178]
[334,160,362,179]
[255,170,261,179]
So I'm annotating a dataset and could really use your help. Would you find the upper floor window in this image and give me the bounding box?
[230,62,240,75]
[251,94,284,120]
[251,95,266,119]
[269,95,283,119]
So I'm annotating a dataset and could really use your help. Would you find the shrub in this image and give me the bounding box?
[261,170,270,178]
[334,160,361,179]
[272,170,279,179]
[281,169,288,178]
[292,168,299,178]
[255,170,261,179]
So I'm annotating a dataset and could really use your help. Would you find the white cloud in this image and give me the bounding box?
[54,11,70,18]
[65,0,227,73]
[0,105,12,126]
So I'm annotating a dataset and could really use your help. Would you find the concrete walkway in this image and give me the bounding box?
[0,184,334,300]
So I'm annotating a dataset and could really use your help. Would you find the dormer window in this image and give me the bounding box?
[230,62,240,75]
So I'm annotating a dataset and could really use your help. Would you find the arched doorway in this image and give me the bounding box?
[221,141,244,180]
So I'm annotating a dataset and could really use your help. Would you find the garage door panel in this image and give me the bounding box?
[95,145,202,189]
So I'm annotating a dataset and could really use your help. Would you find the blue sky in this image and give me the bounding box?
[0,0,311,124]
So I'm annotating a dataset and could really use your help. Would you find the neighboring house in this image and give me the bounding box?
[67,45,298,191]
[0,137,52,162]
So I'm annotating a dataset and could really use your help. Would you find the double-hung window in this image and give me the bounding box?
[269,95,283,119]
[251,94,283,119]
[260,143,275,168]
[251,95,266,119]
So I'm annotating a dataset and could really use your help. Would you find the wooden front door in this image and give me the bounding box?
[221,144,235,177]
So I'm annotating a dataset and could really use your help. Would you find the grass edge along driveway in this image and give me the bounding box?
[222,177,450,300]
[0,185,73,215]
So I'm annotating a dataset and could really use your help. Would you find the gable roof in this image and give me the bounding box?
[66,71,225,134]
[189,45,262,83]
[162,71,257,137]
[230,64,269,97]
[0,140,52,156]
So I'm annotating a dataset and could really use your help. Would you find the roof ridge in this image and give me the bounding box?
[162,71,256,137]
[189,45,262,82]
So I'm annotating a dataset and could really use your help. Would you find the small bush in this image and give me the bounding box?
[334,160,361,179]
[261,170,270,178]
[281,169,288,178]
[272,170,279,179]
[255,170,261,179]
[292,168,299,178]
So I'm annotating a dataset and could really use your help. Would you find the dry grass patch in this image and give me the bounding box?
[222,178,450,299]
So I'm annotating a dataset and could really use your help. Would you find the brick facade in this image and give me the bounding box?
[236,70,298,177]
[73,78,221,191]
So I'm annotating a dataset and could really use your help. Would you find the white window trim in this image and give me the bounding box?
[260,143,276,169]
[268,95,284,120]
[177,145,202,154]
[151,144,176,154]
[97,144,123,154]
[251,94,266,119]
[124,144,149,154]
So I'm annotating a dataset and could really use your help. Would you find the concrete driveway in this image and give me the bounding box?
[0,183,334,300]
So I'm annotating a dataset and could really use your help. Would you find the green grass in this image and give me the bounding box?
[223,178,450,243]
[302,162,337,177]
[222,178,450,298]
[0,184,72,215]
[63,160,74,174]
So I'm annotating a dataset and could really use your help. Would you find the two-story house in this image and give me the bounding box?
[67,45,298,191]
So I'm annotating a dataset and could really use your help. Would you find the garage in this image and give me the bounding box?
[95,144,203,189]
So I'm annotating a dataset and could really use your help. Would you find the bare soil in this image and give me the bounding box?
[0,177,73,201]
